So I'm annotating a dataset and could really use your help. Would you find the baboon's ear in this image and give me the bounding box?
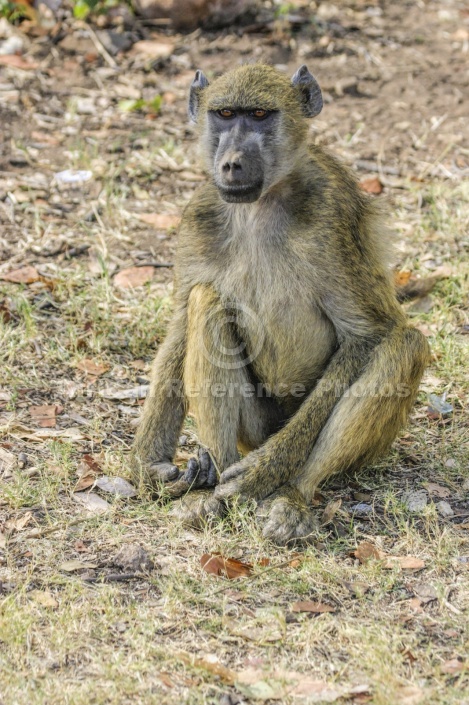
[291,65,323,118]
[189,70,210,122]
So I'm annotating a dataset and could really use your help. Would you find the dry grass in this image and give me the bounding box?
[1,177,468,705]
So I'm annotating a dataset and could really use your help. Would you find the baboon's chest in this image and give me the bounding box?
[214,232,336,391]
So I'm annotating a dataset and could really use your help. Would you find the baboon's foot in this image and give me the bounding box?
[169,490,226,529]
[256,486,318,546]
[134,450,218,498]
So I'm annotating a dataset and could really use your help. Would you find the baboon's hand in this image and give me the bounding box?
[214,452,269,503]
[153,450,218,498]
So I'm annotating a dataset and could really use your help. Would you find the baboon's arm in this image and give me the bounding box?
[214,334,376,501]
[131,305,187,475]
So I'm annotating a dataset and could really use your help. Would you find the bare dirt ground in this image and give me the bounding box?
[0,1,468,704]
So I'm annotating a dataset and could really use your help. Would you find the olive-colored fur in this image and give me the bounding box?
[131,64,430,545]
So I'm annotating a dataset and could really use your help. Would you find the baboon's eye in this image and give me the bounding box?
[251,109,268,119]
[218,109,235,119]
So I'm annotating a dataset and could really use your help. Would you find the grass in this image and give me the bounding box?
[1,134,468,705]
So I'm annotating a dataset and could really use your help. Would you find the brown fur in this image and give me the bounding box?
[131,65,430,545]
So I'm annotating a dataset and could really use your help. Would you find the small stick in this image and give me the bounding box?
[82,573,141,584]
[76,21,118,69]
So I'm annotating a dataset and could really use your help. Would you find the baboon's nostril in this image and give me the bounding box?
[222,159,242,173]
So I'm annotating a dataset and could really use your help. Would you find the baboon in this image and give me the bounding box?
[131,64,430,545]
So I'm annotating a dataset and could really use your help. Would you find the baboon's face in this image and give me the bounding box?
[188,65,323,204]
[207,108,279,203]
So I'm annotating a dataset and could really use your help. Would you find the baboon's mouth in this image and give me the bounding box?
[218,182,263,203]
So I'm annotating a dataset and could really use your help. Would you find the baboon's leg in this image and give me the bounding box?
[171,284,284,520]
[184,284,283,470]
[259,327,429,545]
[131,307,187,489]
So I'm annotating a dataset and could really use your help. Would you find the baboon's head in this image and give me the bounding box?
[188,64,323,203]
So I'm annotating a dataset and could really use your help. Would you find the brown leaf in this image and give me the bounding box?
[113,266,155,289]
[321,498,342,525]
[200,553,253,579]
[441,658,465,674]
[75,454,102,490]
[424,482,451,498]
[136,213,181,230]
[0,266,39,284]
[394,270,412,287]
[0,55,39,70]
[176,651,236,684]
[360,176,383,194]
[383,556,425,571]
[82,454,103,474]
[29,404,60,428]
[74,540,89,553]
[291,600,336,614]
[74,472,97,492]
[76,359,108,376]
[353,541,385,563]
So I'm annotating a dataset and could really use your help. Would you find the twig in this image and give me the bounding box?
[82,573,141,584]
[354,159,401,176]
[76,22,118,69]
[19,516,92,540]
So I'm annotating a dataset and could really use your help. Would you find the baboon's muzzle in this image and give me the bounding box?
[215,143,264,203]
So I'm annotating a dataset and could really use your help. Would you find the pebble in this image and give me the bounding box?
[436,500,454,518]
[403,489,428,512]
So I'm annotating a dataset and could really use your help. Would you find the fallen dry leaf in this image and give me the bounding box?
[72,492,110,515]
[176,651,236,684]
[29,590,58,608]
[0,55,39,70]
[201,553,253,579]
[0,531,6,549]
[82,454,102,474]
[394,270,412,286]
[226,608,286,644]
[59,560,98,572]
[76,359,108,377]
[441,658,465,674]
[94,475,137,498]
[74,454,103,491]
[353,541,385,563]
[236,668,369,702]
[29,404,60,428]
[360,176,383,194]
[383,556,426,571]
[395,685,426,705]
[136,213,181,230]
[0,266,40,284]
[5,511,33,532]
[291,600,336,614]
[74,540,89,553]
[0,447,16,474]
[113,266,155,289]
[321,498,342,525]
[424,482,451,498]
